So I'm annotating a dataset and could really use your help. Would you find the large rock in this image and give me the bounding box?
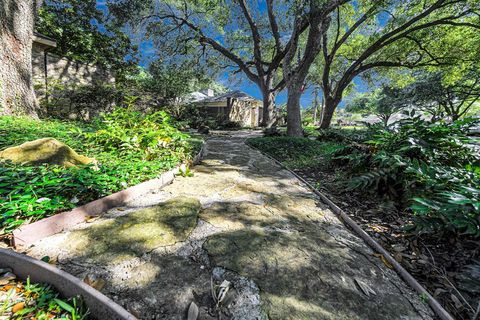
[0,138,93,167]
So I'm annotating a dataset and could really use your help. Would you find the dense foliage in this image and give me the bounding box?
[342,115,480,236]
[248,136,344,169]
[0,112,202,233]
[249,115,480,237]
[36,0,138,76]
[1,276,88,319]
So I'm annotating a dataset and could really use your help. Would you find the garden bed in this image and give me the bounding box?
[248,121,480,320]
[0,111,203,243]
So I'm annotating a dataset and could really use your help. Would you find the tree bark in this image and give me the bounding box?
[0,0,39,117]
[286,82,303,136]
[319,96,338,129]
[260,90,276,127]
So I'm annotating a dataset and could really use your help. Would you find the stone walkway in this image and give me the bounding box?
[28,131,434,319]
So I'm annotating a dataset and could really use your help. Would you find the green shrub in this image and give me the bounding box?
[85,103,193,162]
[0,110,201,233]
[248,137,345,169]
[345,115,480,236]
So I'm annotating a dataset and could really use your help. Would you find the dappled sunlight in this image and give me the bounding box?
[51,197,201,262]
[25,132,434,319]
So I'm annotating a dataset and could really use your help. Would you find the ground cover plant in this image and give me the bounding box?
[0,269,88,320]
[247,116,480,319]
[0,110,202,235]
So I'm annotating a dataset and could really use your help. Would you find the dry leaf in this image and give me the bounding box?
[354,278,376,297]
[216,280,231,306]
[450,293,463,310]
[187,302,199,320]
[12,302,25,313]
[210,277,217,303]
[373,253,393,269]
[83,275,106,291]
[86,216,100,223]
[0,272,16,285]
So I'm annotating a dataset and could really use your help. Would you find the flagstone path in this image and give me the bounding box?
[27,131,434,320]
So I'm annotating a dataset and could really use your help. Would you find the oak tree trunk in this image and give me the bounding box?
[286,82,303,136]
[319,96,338,129]
[0,0,38,116]
[261,90,276,128]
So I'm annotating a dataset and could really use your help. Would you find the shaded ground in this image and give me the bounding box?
[27,131,434,319]
[248,135,479,320]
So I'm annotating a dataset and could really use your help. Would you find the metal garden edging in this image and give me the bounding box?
[0,248,136,320]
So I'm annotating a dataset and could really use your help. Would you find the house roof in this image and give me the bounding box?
[33,32,57,49]
[198,90,260,103]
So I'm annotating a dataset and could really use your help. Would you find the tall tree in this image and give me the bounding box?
[122,0,292,127]
[0,0,42,116]
[111,0,344,132]
[346,86,405,126]
[36,0,138,80]
[314,0,480,128]
[281,0,346,136]
[405,71,480,121]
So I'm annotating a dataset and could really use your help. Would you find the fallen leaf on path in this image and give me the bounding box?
[373,253,393,269]
[83,275,106,291]
[86,216,100,223]
[354,278,377,297]
[187,302,199,320]
[450,293,463,310]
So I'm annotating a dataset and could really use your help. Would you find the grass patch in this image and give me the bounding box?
[0,113,202,234]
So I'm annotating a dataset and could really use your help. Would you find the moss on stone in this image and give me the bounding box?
[200,201,283,231]
[66,197,201,257]
[0,138,93,167]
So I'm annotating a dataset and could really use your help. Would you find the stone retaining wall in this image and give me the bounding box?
[32,47,116,120]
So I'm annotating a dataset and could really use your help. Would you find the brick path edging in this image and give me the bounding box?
[13,142,205,249]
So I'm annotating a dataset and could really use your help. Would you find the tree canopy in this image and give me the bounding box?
[35,0,138,77]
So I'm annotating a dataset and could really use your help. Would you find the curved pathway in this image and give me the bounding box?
[28,131,433,319]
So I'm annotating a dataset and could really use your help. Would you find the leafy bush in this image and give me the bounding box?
[343,115,480,236]
[314,127,370,143]
[409,162,479,235]
[248,137,345,169]
[85,101,193,162]
[0,111,202,233]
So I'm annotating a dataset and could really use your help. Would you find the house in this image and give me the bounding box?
[32,33,57,95]
[33,32,57,54]
[195,90,263,128]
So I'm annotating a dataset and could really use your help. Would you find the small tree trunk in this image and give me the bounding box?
[319,96,338,129]
[261,90,276,127]
[286,83,303,137]
[0,0,39,116]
